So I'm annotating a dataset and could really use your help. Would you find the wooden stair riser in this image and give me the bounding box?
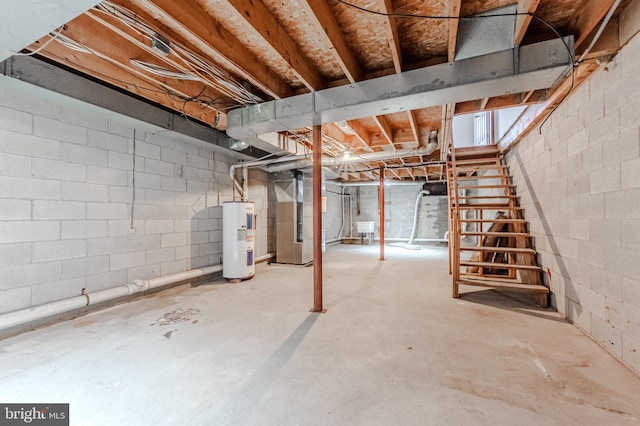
[448,145,546,307]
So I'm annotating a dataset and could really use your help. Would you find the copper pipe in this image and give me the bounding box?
[379,165,385,261]
[312,125,324,312]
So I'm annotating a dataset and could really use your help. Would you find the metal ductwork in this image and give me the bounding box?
[263,143,438,173]
[226,37,574,141]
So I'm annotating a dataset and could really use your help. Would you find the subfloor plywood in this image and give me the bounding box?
[0,244,639,425]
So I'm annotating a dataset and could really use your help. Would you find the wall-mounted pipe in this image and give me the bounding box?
[0,265,223,333]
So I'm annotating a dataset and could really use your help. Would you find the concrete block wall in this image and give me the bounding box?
[326,183,346,241]
[504,34,640,374]
[340,185,448,240]
[0,84,273,316]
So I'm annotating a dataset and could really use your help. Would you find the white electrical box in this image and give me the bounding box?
[223,201,255,280]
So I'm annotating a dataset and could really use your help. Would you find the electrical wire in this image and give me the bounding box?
[335,0,534,20]
[129,59,199,80]
[95,1,262,105]
[13,27,64,56]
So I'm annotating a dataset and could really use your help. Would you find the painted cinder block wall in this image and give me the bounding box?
[504,34,640,374]
[0,84,273,315]
[333,185,448,240]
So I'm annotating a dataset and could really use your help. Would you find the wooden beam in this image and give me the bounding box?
[372,115,394,147]
[408,110,421,146]
[300,0,363,83]
[226,0,325,91]
[573,0,619,50]
[454,91,546,114]
[440,103,455,160]
[124,0,292,99]
[514,0,541,46]
[448,0,462,62]
[376,0,403,72]
[346,120,373,149]
[521,90,535,103]
[480,97,490,110]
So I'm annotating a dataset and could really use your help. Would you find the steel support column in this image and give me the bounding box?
[312,125,324,313]
[379,165,385,261]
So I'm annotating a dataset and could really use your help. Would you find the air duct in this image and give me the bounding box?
[227,37,573,141]
[263,143,438,173]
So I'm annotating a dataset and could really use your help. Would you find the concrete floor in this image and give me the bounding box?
[1,244,640,425]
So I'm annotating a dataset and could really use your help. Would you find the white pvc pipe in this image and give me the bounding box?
[408,190,431,245]
[0,265,223,333]
[255,252,275,263]
[341,237,447,243]
[132,265,223,290]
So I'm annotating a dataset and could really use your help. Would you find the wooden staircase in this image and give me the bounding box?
[447,144,549,307]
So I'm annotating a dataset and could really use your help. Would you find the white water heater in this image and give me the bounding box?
[223,201,255,280]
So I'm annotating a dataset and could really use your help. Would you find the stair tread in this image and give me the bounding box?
[459,246,536,253]
[460,261,541,270]
[461,231,531,237]
[456,279,549,293]
[454,204,523,209]
[450,158,501,165]
[452,184,514,189]
[448,174,511,180]
[460,219,527,223]
[456,195,518,199]
[454,165,508,170]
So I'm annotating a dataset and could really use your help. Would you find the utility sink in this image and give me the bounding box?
[356,221,375,233]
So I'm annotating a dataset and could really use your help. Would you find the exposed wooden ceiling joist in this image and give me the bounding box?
[372,115,394,148]
[226,0,325,91]
[455,91,546,115]
[408,111,421,146]
[515,0,541,45]
[376,0,402,72]
[123,0,292,99]
[574,0,620,50]
[345,120,373,150]
[29,15,224,127]
[7,0,629,183]
[300,0,363,83]
[448,0,462,62]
